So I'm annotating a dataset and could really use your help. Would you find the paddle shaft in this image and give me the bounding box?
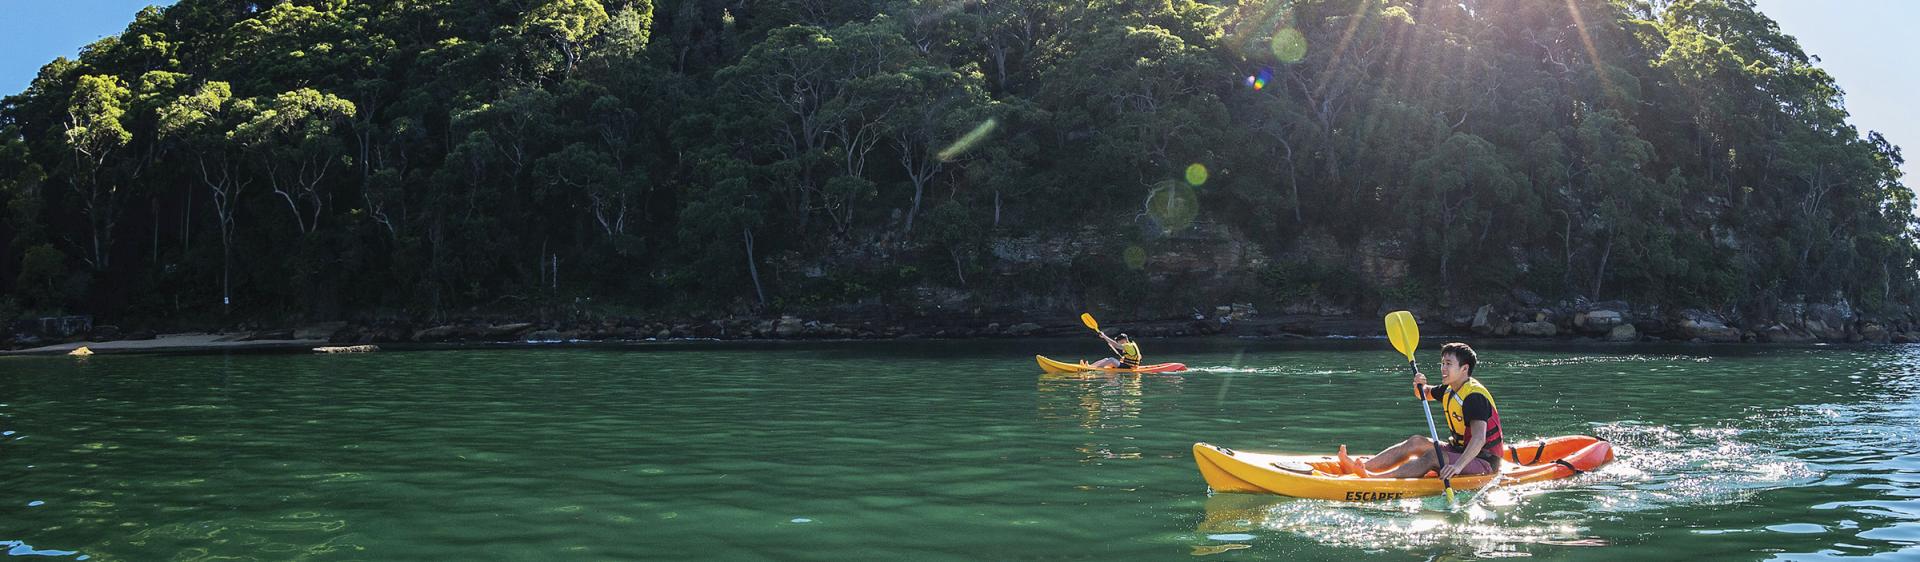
[1409,360,1457,502]
[1463,468,1506,507]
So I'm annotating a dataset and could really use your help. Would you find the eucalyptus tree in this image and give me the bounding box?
[1570,108,1668,301]
[1406,132,1525,297]
[522,0,612,78]
[157,81,247,311]
[967,0,1055,92]
[1031,2,1231,221]
[817,17,920,235]
[61,74,134,271]
[885,62,992,237]
[713,20,911,235]
[678,152,771,307]
[228,88,356,236]
[1270,1,1411,187]
[534,141,638,241]
[0,127,49,301]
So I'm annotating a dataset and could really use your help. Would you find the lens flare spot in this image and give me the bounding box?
[1124,245,1147,270]
[937,118,999,162]
[1254,67,1272,91]
[1185,163,1209,186]
[1271,27,1307,63]
[1146,180,1200,234]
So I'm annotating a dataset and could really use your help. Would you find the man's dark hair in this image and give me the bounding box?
[1441,342,1477,375]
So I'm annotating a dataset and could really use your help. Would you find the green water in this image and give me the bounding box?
[2,339,1917,560]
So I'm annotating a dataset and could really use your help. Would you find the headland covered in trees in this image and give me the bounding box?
[2,0,1915,349]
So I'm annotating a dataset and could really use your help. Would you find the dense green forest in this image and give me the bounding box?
[1,0,1914,329]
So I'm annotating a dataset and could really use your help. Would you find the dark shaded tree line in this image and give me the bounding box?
[0,0,1913,327]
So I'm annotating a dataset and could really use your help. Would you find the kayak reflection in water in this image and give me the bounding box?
[1088,331,1143,369]
[1339,342,1506,479]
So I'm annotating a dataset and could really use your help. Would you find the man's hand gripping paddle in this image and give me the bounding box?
[1386,310,1457,510]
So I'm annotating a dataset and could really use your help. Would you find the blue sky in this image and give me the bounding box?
[0,1,179,96]
[0,1,1912,184]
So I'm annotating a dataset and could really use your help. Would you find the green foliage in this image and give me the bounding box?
[64,74,133,159]
[0,0,1912,326]
[1377,278,1431,305]
[597,3,655,60]
[523,0,612,75]
[1261,259,1366,306]
[16,244,75,311]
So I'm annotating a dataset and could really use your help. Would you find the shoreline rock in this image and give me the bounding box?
[287,302,1920,347]
[7,298,1916,351]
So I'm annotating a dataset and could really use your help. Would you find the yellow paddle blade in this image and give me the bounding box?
[1081,313,1100,332]
[1385,310,1420,362]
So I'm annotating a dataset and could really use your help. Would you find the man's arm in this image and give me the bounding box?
[1442,393,1495,478]
[1442,420,1488,479]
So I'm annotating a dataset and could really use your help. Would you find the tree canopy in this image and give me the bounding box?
[0,0,1913,326]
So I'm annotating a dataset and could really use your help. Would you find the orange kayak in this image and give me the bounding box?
[1193,435,1614,500]
[1035,354,1187,374]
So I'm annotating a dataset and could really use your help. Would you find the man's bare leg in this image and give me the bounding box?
[1361,435,1434,474]
[1378,452,1441,478]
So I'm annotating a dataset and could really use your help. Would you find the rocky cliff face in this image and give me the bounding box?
[807,220,1280,322]
[761,222,1919,344]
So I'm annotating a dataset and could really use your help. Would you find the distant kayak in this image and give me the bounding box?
[1035,354,1188,374]
[1192,435,1614,501]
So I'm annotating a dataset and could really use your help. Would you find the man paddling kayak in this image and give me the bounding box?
[1340,342,1505,479]
[1088,332,1143,369]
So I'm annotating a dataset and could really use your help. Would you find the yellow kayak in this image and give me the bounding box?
[1035,354,1187,374]
[1192,435,1614,501]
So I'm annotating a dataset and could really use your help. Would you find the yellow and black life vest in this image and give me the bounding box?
[1439,378,1504,460]
[1119,341,1142,367]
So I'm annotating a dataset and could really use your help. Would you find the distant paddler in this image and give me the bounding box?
[1080,313,1143,369]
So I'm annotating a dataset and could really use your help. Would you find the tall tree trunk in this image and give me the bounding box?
[989,45,1009,90]
[181,184,191,254]
[92,215,104,270]
[1592,230,1613,300]
[1272,134,1303,224]
[993,189,1002,228]
[221,223,233,316]
[905,179,926,235]
[744,226,766,307]
[951,247,967,286]
[1557,209,1574,292]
